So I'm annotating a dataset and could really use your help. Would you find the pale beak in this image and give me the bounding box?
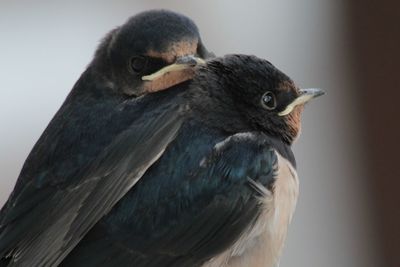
[278,88,325,116]
[141,55,205,81]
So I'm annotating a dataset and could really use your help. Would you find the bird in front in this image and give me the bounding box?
[61,54,324,267]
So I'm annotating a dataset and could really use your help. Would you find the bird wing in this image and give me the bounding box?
[0,95,185,267]
[61,131,280,267]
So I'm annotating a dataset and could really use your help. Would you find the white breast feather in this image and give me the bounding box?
[202,151,299,267]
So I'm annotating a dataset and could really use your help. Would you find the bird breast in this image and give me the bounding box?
[203,152,299,267]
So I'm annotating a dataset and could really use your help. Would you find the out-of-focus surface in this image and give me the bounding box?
[0,0,388,266]
[348,1,400,266]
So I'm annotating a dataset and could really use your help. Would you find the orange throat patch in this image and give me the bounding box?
[141,68,195,93]
[285,105,303,142]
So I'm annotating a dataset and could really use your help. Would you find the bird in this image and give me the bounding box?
[0,9,213,266]
[60,55,323,267]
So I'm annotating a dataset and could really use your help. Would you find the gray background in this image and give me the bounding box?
[0,1,381,266]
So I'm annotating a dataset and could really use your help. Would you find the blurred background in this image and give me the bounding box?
[0,0,398,266]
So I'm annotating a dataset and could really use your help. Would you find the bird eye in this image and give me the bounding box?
[261,91,277,110]
[130,56,147,73]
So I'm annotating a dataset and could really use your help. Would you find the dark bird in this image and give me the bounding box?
[0,9,213,266]
[64,55,322,267]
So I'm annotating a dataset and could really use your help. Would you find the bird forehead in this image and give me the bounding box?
[277,80,299,94]
[146,38,199,63]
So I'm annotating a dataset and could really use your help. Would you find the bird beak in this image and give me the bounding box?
[278,88,325,116]
[141,55,205,81]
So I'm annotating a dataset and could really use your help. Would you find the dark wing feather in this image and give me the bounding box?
[0,82,186,266]
[61,131,279,267]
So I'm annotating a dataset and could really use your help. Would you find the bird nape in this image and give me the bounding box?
[0,11,324,267]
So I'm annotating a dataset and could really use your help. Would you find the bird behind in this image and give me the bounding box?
[0,9,212,266]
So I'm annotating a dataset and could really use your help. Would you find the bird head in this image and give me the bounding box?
[194,55,324,144]
[93,10,212,96]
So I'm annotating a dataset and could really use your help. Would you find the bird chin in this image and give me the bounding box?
[139,68,195,95]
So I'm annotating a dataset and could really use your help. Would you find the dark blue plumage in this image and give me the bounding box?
[0,67,186,266]
[61,125,283,267]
